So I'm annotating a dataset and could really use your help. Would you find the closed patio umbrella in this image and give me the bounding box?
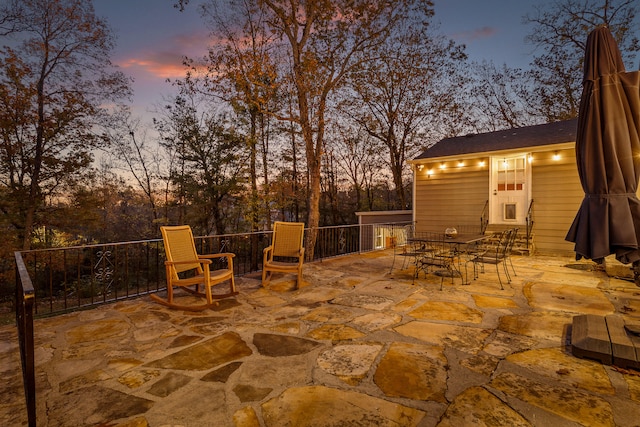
[565,26,640,273]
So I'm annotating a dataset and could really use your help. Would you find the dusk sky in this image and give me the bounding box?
[92,0,568,119]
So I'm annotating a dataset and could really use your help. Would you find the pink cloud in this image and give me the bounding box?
[119,57,188,79]
[116,30,211,79]
[451,26,497,42]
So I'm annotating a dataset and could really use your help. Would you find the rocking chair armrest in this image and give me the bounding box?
[200,253,236,260]
[165,259,212,266]
[200,254,235,272]
[262,246,304,258]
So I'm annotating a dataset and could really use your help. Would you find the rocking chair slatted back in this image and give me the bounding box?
[162,226,202,276]
[272,222,305,258]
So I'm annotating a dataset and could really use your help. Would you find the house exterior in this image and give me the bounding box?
[409,119,584,255]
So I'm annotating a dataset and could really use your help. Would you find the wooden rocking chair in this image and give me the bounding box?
[262,221,305,289]
[151,225,237,311]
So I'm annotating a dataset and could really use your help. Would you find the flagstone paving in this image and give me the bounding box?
[2,252,640,426]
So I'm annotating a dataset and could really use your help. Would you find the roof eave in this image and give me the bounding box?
[408,141,575,164]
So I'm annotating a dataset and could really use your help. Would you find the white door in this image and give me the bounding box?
[490,155,530,224]
[375,226,384,249]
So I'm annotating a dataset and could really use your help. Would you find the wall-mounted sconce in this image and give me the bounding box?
[528,154,533,163]
[457,161,464,167]
[439,162,446,169]
[552,151,561,161]
[417,164,424,171]
[479,160,486,167]
[426,169,434,177]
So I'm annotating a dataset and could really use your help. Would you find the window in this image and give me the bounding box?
[497,157,525,192]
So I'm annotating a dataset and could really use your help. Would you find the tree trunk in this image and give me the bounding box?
[24,57,48,250]
[260,113,272,229]
[306,160,321,261]
[392,166,406,209]
[249,109,259,271]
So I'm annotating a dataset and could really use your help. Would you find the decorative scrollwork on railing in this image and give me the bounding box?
[339,229,346,254]
[94,250,114,294]
[219,239,231,253]
[217,239,231,267]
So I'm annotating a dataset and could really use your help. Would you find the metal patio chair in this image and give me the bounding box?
[466,228,516,289]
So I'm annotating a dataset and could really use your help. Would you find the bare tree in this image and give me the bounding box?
[523,0,639,121]
[197,0,280,232]
[256,0,428,258]
[0,0,131,249]
[329,123,383,214]
[103,108,169,235]
[467,61,539,132]
[342,15,468,209]
[0,0,24,36]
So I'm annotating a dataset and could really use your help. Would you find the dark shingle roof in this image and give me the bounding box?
[414,119,577,160]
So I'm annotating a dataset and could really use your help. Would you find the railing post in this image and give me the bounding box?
[526,199,535,253]
[480,200,489,234]
[15,251,36,427]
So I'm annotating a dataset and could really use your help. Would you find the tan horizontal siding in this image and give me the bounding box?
[357,213,413,224]
[531,159,582,255]
[415,169,489,232]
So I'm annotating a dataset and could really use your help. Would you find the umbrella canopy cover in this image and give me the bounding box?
[566,26,640,264]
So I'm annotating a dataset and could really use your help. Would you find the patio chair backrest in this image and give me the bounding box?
[484,229,511,260]
[505,228,519,254]
[161,225,202,277]
[271,221,305,258]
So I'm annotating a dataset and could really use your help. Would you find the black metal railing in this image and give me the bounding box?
[15,251,36,427]
[16,223,412,317]
[19,239,165,316]
[11,221,410,426]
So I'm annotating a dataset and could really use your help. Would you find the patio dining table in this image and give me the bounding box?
[408,233,490,286]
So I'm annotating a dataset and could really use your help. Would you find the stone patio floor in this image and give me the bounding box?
[2,250,640,426]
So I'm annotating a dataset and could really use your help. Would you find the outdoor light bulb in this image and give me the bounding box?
[440,162,446,169]
[417,164,424,171]
[528,155,533,163]
[479,160,485,167]
[427,169,433,177]
[553,152,560,161]
[457,161,464,167]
